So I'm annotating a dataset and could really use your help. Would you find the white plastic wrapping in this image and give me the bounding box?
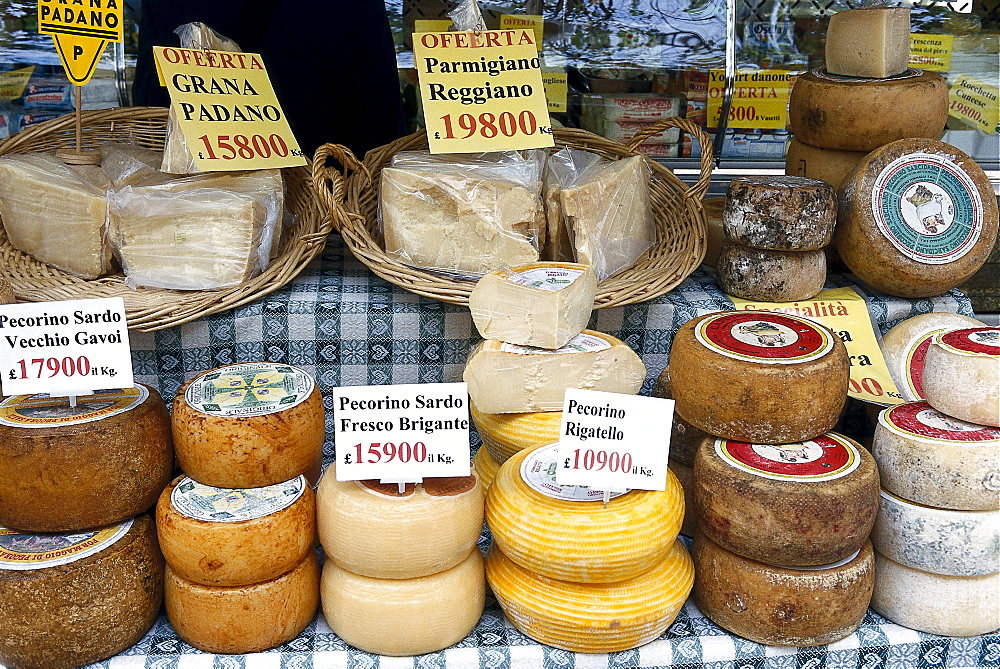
[101,142,172,186]
[543,148,601,262]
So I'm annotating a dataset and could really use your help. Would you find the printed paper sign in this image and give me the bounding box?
[0,66,35,100]
[38,0,123,85]
[909,34,953,72]
[0,297,134,396]
[542,69,568,113]
[414,30,555,153]
[333,382,471,481]
[414,19,453,33]
[949,75,999,135]
[153,46,307,171]
[499,15,544,50]
[707,69,796,129]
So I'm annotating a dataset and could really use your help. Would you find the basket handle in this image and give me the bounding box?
[624,117,714,202]
[311,143,370,233]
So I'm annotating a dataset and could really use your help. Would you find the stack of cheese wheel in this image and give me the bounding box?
[0,386,171,668]
[485,443,692,652]
[165,362,325,653]
[316,466,486,656]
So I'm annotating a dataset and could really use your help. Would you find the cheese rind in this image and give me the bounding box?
[651,368,708,467]
[473,447,501,490]
[723,175,836,251]
[784,138,866,190]
[717,242,827,302]
[469,401,562,463]
[922,328,1000,427]
[701,197,726,267]
[669,458,698,538]
[825,7,911,79]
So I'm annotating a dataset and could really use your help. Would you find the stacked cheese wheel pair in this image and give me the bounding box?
[485,444,693,652]
[0,385,172,669]
[161,362,325,654]
[669,310,881,646]
[316,468,486,656]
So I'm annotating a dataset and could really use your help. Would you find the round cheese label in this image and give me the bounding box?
[870,152,985,265]
[694,311,833,364]
[501,332,612,355]
[506,266,584,292]
[0,519,132,571]
[0,386,148,428]
[520,443,628,502]
[184,363,315,417]
[768,548,863,571]
[715,434,861,482]
[171,476,306,522]
[879,401,1000,443]
[934,327,1000,357]
[813,67,923,83]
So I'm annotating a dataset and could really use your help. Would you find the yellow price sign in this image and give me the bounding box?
[0,66,35,100]
[948,75,999,134]
[909,34,954,72]
[499,15,544,51]
[542,70,567,113]
[38,0,123,85]
[707,69,796,129]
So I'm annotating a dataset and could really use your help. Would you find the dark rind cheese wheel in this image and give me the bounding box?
[692,532,874,647]
[0,515,164,669]
[717,242,826,303]
[723,176,836,251]
[651,368,708,467]
[668,457,698,538]
[835,138,998,298]
[789,68,948,152]
[669,311,849,444]
[0,385,173,532]
[701,197,726,267]
[784,138,866,190]
[693,433,879,566]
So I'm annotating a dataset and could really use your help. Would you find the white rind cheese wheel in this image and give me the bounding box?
[701,197,726,268]
[717,242,826,303]
[651,368,708,467]
[872,401,1000,510]
[473,447,501,490]
[668,458,698,538]
[669,311,849,444]
[0,386,173,533]
[789,69,948,152]
[486,539,693,653]
[0,515,164,669]
[165,551,320,654]
[835,139,999,299]
[470,400,562,464]
[317,465,484,579]
[485,444,684,583]
[172,362,325,489]
[723,175,836,251]
[694,433,879,566]
[693,533,875,647]
[321,546,485,656]
[464,330,646,414]
[922,328,1000,427]
[156,475,316,587]
[872,489,999,577]
[871,551,1000,637]
[784,138,866,190]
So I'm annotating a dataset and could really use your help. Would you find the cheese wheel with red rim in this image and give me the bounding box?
[668,457,698,538]
[922,327,1000,427]
[881,312,984,401]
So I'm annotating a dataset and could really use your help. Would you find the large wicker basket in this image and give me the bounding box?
[312,117,712,308]
[0,107,338,331]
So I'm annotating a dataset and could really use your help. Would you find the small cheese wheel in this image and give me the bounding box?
[694,433,879,566]
[835,139,998,298]
[470,400,562,463]
[0,385,173,532]
[922,328,1000,427]
[785,138,866,190]
[789,69,948,152]
[669,311,849,444]
[486,444,684,583]
[692,532,874,647]
[872,489,999,577]
[717,242,827,303]
[872,401,1000,510]
[0,515,163,669]
[668,458,698,538]
[164,551,320,654]
[881,312,985,401]
[156,475,316,586]
[723,175,836,251]
[651,368,708,467]
[871,551,1000,637]
[321,546,485,656]
[172,362,325,489]
[486,539,693,654]
[701,196,726,267]
[473,447,501,490]
[317,465,484,579]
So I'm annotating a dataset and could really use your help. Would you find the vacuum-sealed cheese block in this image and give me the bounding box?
[881,312,985,400]
[717,242,827,302]
[922,328,1000,426]
[0,152,111,279]
[101,142,170,186]
[470,401,562,464]
[543,148,601,263]
[784,138,866,190]
[825,7,911,78]
[464,331,646,414]
[723,175,836,251]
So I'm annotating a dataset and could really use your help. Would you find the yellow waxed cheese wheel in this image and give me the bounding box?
[164,551,320,654]
[172,362,325,489]
[0,385,173,533]
[470,400,562,463]
[922,327,1000,427]
[473,447,501,490]
[317,465,484,579]
[156,475,316,586]
[486,540,693,653]
[784,138,866,190]
[486,444,684,583]
[0,515,164,669]
[321,547,485,656]
[668,458,698,538]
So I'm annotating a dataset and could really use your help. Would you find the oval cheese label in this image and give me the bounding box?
[501,332,612,355]
[0,519,132,571]
[695,311,833,364]
[715,434,861,482]
[768,548,863,571]
[0,386,148,428]
[171,476,306,522]
[520,443,628,502]
[879,401,1000,443]
[813,67,923,83]
[870,152,985,265]
[504,265,584,292]
[934,327,1000,357]
[184,362,314,417]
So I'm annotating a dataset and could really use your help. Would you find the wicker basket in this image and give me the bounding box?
[312,117,713,308]
[0,107,339,331]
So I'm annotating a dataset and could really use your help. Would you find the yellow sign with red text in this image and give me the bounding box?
[499,15,544,51]
[909,34,953,72]
[0,66,34,100]
[948,75,999,134]
[707,69,796,129]
[38,0,123,85]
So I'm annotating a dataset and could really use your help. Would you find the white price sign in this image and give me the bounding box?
[556,389,673,491]
[0,297,133,396]
[333,382,471,481]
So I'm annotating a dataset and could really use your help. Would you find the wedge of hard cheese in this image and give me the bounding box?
[825,7,910,79]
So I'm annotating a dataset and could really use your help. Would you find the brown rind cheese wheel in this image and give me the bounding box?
[784,138,866,190]
[668,457,698,538]
[723,175,836,251]
[716,242,827,303]
[651,368,709,467]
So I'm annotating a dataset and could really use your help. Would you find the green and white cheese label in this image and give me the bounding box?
[185,362,314,417]
[170,476,306,522]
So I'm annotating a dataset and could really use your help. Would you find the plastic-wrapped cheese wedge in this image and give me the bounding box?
[486,539,693,653]
[464,330,646,414]
[321,547,485,656]
[486,444,683,583]
[922,327,1000,427]
[881,312,984,401]
[469,401,562,463]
